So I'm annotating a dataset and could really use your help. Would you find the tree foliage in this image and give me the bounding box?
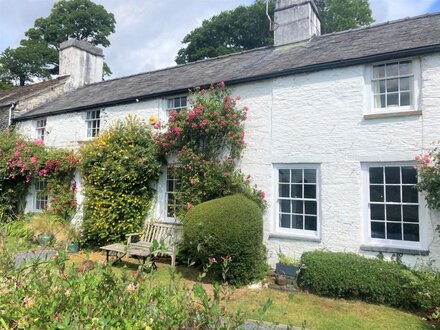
[0,0,115,86]
[176,0,374,64]
[175,0,275,64]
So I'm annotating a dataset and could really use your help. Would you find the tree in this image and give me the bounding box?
[0,0,115,86]
[315,0,373,34]
[176,0,374,64]
[175,0,275,64]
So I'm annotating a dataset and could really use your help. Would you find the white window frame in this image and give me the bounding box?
[361,162,428,251]
[35,118,47,141]
[164,95,187,118]
[365,58,421,114]
[85,109,101,138]
[165,167,180,222]
[273,164,321,240]
[35,179,48,211]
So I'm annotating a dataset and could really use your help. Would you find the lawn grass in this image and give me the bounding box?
[3,236,38,253]
[68,251,430,330]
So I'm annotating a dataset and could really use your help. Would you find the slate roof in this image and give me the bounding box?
[15,12,440,121]
[0,76,68,107]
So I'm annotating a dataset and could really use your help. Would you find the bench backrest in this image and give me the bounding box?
[141,222,181,247]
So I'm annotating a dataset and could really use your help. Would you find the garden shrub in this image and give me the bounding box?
[182,194,267,286]
[0,252,244,329]
[155,82,266,214]
[80,116,162,245]
[297,251,440,312]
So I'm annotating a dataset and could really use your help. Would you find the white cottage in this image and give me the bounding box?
[13,0,440,267]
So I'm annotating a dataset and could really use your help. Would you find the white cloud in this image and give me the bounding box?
[369,0,436,22]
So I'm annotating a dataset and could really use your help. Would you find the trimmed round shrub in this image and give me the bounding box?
[297,251,440,312]
[182,194,267,286]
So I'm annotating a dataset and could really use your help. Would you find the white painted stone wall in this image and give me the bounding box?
[17,53,440,268]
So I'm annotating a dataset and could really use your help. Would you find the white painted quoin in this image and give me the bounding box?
[15,1,440,267]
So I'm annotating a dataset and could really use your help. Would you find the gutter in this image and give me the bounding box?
[13,44,440,122]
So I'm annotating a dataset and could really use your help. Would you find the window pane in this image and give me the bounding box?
[386,63,399,77]
[387,79,398,93]
[385,167,400,184]
[373,80,386,94]
[374,94,386,108]
[387,222,402,240]
[400,77,411,91]
[292,214,303,229]
[280,214,291,228]
[387,93,399,107]
[181,97,187,107]
[386,204,401,221]
[291,185,302,198]
[386,185,401,203]
[371,222,385,239]
[291,200,303,214]
[280,199,291,213]
[402,186,418,203]
[305,201,317,215]
[402,167,417,184]
[403,205,419,222]
[370,185,384,202]
[291,169,302,183]
[305,216,317,231]
[279,169,290,183]
[371,204,385,220]
[400,92,411,107]
[303,169,316,183]
[403,224,419,242]
[304,185,316,199]
[399,61,412,75]
[279,184,290,198]
[369,167,384,184]
[373,65,385,78]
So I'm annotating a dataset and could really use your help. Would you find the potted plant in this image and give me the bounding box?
[66,226,81,253]
[27,212,57,246]
[276,248,300,277]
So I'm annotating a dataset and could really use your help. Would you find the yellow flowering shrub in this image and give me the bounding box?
[79,116,162,245]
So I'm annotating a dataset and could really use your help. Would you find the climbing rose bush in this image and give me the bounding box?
[0,130,78,222]
[155,82,266,212]
[416,149,440,210]
[80,116,162,245]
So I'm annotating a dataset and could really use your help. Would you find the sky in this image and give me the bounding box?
[0,0,440,79]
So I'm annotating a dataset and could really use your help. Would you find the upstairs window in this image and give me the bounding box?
[36,118,46,141]
[166,96,187,117]
[372,60,415,110]
[86,110,100,138]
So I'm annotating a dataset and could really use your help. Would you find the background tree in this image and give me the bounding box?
[0,0,115,86]
[176,0,374,64]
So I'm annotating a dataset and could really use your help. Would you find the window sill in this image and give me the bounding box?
[269,233,321,242]
[360,245,429,256]
[363,110,422,120]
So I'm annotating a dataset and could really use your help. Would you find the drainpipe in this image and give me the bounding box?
[8,102,16,127]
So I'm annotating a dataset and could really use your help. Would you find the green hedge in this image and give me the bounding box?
[182,194,267,286]
[297,251,440,312]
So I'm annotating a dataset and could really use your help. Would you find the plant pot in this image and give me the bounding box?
[67,242,80,253]
[38,234,54,246]
[275,262,298,277]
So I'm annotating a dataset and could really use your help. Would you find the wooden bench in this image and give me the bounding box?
[100,222,181,269]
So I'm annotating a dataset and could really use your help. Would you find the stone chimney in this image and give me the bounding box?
[274,0,321,46]
[59,39,104,90]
